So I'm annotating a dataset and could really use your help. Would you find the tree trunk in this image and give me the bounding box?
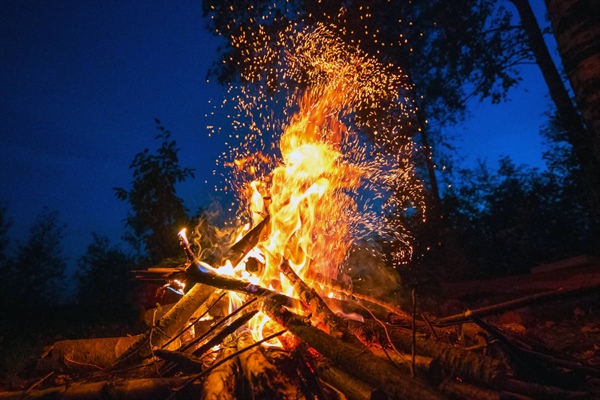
[542,0,600,209]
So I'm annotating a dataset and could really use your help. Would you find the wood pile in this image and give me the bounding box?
[1,232,598,399]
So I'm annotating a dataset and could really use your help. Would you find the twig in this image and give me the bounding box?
[167,330,287,399]
[435,286,599,326]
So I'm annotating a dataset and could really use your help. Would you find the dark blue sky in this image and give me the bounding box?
[1,0,554,271]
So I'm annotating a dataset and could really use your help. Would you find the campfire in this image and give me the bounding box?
[2,24,598,400]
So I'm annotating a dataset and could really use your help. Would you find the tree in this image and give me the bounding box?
[7,209,67,307]
[0,204,12,309]
[443,156,599,278]
[201,0,531,205]
[76,234,135,316]
[510,0,599,216]
[114,119,195,265]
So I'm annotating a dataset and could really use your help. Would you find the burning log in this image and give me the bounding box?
[222,215,270,268]
[236,330,302,399]
[263,301,447,400]
[200,343,240,400]
[185,261,298,307]
[112,282,215,368]
[279,258,350,340]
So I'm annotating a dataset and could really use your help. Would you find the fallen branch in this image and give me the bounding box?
[346,319,507,387]
[263,301,446,400]
[435,286,599,326]
[236,330,301,399]
[112,282,215,368]
[200,344,240,400]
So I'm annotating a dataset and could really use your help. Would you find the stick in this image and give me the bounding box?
[347,319,507,387]
[112,282,215,368]
[186,263,298,308]
[279,258,348,339]
[314,357,385,400]
[200,344,239,400]
[263,301,446,400]
[435,286,599,326]
[236,330,302,399]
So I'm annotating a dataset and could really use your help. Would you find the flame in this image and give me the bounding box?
[198,24,424,343]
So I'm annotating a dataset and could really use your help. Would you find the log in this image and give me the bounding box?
[263,302,447,400]
[369,348,443,385]
[186,263,298,308]
[0,377,199,400]
[36,335,145,373]
[236,330,303,399]
[346,319,507,387]
[279,258,348,339]
[313,357,388,400]
[112,282,215,368]
[201,344,240,400]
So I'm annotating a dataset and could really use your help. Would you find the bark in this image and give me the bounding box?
[185,264,297,308]
[236,330,303,400]
[544,0,600,209]
[314,357,386,400]
[346,319,507,387]
[279,258,349,340]
[36,335,144,373]
[0,377,198,400]
[264,302,447,400]
[201,345,240,400]
[112,282,215,368]
[369,348,443,385]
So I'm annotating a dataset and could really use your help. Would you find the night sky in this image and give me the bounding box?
[1,0,554,274]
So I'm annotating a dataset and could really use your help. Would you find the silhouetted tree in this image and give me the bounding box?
[6,209,66,307]
[114,119,195,265]
[76,233,135,316]
[0,204,12,309]
[443,156,598,278]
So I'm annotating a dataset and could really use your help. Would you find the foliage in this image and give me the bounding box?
[201,0,531,142]
[441,156,599,278]
[4,208,67,308]
[114,119,195,265]
[76,233,136,315]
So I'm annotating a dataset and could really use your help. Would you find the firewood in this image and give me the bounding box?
[439,380,504,400]
[223,215,270,268]
[279,258,352,340]
[369,348,443,385]
[112,282,215,368]
[264,301,447,400]
[201,344,240,400]
[186,263,298,307]
[346,319,507,387]
[313,357,388,400]
[236,330,304,399]
[0,377,200,400]
[35,335,145,373]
